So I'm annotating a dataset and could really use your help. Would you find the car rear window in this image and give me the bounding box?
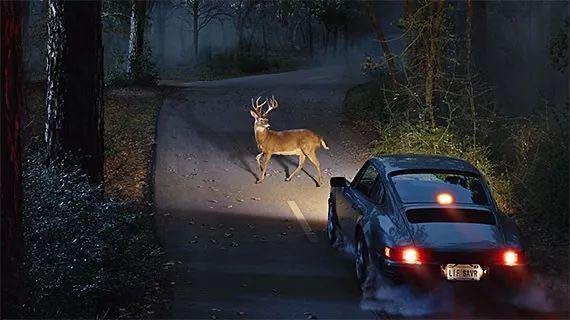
[391,171,489,205]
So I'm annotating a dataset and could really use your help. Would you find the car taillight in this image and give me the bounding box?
[503,249,519,266]
[402,248,419,264]
[384,246,422,264]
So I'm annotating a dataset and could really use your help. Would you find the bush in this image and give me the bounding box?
[508,106,569,243]
[202,49,299,79]
[372,121,513,211]
[20,155,162,317]
[105,47,157,87]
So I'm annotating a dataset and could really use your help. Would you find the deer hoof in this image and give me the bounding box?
[256,179,263,184]
[285,177,291,182]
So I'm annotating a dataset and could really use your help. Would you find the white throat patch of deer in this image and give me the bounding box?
[249,96,329,187]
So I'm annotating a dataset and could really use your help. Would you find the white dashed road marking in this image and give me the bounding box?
[287,200,319,243]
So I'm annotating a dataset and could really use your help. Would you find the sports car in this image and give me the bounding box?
[327,155,528,287]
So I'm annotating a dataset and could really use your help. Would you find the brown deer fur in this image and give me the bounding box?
[249,96,329,186]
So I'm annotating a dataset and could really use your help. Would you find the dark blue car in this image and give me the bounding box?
[327,155,527,287]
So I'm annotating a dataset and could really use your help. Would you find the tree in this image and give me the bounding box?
[365,2,398,85]
[1,0,24,312]
[126,0,147,74]
[179,0,227,61]
[45,0,104,183]
[424,0,446,124]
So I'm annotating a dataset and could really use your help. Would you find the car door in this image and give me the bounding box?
[339,163,381,243]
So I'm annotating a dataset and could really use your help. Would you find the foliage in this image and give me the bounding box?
[20,155,163,317]
[508,105,569,243]
[102,0,131,34]
[201,48,300,79]
[105,46,158,86]
[549,17,569,73]
[372,118,512,212]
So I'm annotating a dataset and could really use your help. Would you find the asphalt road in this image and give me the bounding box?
[154,66,566,319]
[155,66,374,319]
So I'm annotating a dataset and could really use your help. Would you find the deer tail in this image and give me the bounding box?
[320,138,329,150]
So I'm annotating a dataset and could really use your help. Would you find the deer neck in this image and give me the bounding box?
[254,125,271,145]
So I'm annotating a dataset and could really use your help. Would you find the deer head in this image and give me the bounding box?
[249,96,278,129]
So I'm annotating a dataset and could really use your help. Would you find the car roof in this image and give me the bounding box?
[371,154,480,175]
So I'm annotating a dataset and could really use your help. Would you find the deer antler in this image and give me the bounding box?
[251,96,267,116]
[263,96,279,117]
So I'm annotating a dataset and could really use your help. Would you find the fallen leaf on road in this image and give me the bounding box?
[226,205,233,208]
[210,239,217,244]
[208,199,218,203]
[280,231,287,236]
[231,241,239,247]
[237,311,246,316]
[251,197,261,201]
[224,233,233,238]
[237,199,245,202]
[271,288,278,293]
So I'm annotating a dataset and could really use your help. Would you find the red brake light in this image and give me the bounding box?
[402,248,420,264]
[503,250,519,266]
[385,246,422,264]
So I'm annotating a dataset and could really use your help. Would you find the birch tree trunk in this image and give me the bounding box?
[45,0,104,184]
[1,1,24,309]
[127,0,147,74]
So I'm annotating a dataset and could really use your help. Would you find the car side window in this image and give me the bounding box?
[371,176,385,203]
[354,165,379,198]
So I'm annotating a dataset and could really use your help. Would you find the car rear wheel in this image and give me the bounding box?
[355,233,369,284]
[327,199,342,246]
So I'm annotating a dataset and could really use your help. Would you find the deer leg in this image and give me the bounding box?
[286,154,306,182]
[256,153,272,184]
[306,151,323,187]
[255,152,263,171]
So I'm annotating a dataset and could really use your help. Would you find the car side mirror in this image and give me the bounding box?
[330,177,348,188]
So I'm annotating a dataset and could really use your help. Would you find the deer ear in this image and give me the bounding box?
[250,110,258,119]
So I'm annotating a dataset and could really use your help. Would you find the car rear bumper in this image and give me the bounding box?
[374,254,529,287]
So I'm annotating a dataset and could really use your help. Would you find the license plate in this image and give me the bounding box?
[443,264,484,281]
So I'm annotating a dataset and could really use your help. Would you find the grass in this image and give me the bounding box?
[17,82,168,318]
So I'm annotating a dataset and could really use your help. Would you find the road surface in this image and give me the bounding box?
[154,67,566,319]
[155,66,373,319]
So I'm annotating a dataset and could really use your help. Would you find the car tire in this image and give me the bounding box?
[327,198,342,246]
[355,232,370,284]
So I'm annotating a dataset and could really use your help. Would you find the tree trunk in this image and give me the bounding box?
[366,4,398,85]
[45,0,104,184]
[424,0,446,125]
[307,10,313,57]
[1,0,23,314]
[127,0,147,74]
[192,0,199,61]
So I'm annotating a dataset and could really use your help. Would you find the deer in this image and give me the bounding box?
[249,96,329,187]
